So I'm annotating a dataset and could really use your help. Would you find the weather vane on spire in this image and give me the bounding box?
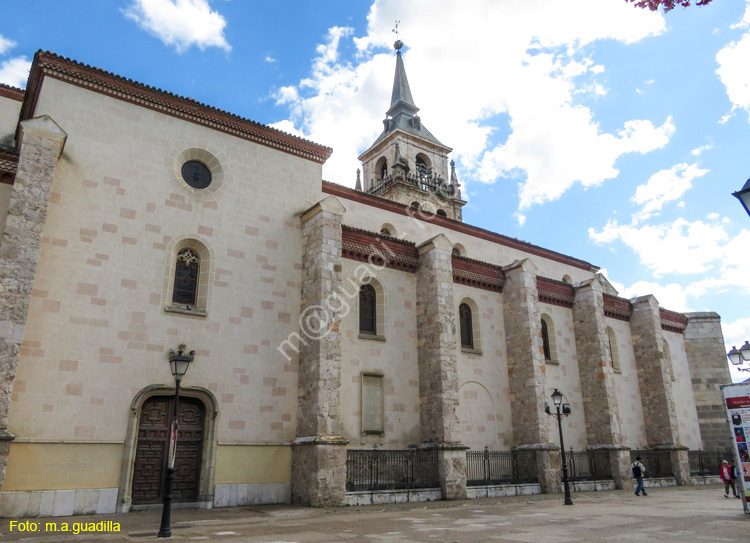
[392,20,403,51]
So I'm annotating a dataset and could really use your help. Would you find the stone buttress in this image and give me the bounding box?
[630,295,690,484]
[415,233,467,499]
[501,259,560,493]
[0,116,67,490]
[572,278,631,488]
[291,195,349,506]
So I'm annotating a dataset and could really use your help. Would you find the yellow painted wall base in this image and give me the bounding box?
[214,445,291,485]
[4,443,122,491]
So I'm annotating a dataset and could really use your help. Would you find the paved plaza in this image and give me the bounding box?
[2,485,748,542]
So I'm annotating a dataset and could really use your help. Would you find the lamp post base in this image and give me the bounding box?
[157,467,175,538]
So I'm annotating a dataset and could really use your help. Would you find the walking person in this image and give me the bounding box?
[632,456,647,496]
[721,460,738,498]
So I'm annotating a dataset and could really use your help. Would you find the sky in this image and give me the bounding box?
[2,0,750,380]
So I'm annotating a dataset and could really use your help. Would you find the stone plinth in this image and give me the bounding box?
[572,279,623,445]
[0,116,67,490]
[630,296,680,447]
[683,312,733,452]
[291,436,348,507]
[291,196,348,506]
[516,443,561,494]
[419,442,468,500]
[588,444,631,490]
[501,259,550,447]
[415,234,467,498]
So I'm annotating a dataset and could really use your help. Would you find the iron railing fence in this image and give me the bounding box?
[466,448,538,486]
[345,448,440,492]
[688,450,734,476]
[368,173,458,200]
[565,449,613,481]
[630,449,674,478]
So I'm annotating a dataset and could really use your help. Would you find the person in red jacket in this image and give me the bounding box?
[720,460,738,498]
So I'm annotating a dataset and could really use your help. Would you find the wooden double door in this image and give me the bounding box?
[132,395,205,504]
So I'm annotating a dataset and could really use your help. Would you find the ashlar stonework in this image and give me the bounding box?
[0,116,67,489]
[291,196,349,507]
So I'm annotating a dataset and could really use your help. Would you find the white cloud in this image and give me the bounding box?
[268,119,305,139]
[0,35,16,56]
[272,0,667,205]
[614,279,692,312]
[123,0,230,53]
[0,56,31,88]
[730,0,750,30]
[631,163,708,222]
[716,3,750,122]
[723,319,750,349]
[265,56,276,63]
[590,215,750,317]
[691,142,713,156]
[589,218,731,277]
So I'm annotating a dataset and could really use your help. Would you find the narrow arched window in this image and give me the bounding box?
[359,284,377,335]
[173,249,200,306]
[380,160,388,180]
[459,303,473,349]
[541,319,551,361]
[416,156,429,179]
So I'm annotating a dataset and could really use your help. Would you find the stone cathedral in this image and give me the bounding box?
[0,42,732,518]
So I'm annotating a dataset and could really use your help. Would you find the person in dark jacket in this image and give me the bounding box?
[632,456,647,496]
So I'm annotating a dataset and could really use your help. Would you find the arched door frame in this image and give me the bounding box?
[117,384,219,513]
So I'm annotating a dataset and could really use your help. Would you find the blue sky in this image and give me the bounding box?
[2,0,750,379]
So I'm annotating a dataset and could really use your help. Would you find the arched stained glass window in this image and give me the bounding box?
[460,303,473,349]
[173,249,200,306]
[359,284,377,334]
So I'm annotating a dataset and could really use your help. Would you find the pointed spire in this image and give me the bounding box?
[386,42,419,119]
[355,168,362,191]
[393,141,407,167]
[450,159,459,186]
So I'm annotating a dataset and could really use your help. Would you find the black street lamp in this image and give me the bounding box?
[732,178,750,219]
[545,388,573,505]
[158,344,195,539]
[728,341,750,373]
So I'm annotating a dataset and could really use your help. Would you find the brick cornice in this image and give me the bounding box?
[603,294,632,322]
[0,148,18,185]
[20,51,332,164]
[660,308,688,334]
[0,83,24,102]
[452,255,505,293]
[323,181,595,272]
[537,276,574,308]
[341,225,419,273]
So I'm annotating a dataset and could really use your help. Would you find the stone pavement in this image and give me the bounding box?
[1,485,748,542]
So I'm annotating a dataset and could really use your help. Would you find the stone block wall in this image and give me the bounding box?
[684,312,733,451]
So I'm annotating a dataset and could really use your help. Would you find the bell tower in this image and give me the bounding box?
[358,40,466,221]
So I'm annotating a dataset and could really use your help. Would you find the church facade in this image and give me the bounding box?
[0,45,732,518]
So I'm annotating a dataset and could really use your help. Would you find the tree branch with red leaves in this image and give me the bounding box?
[626,0,713,12]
